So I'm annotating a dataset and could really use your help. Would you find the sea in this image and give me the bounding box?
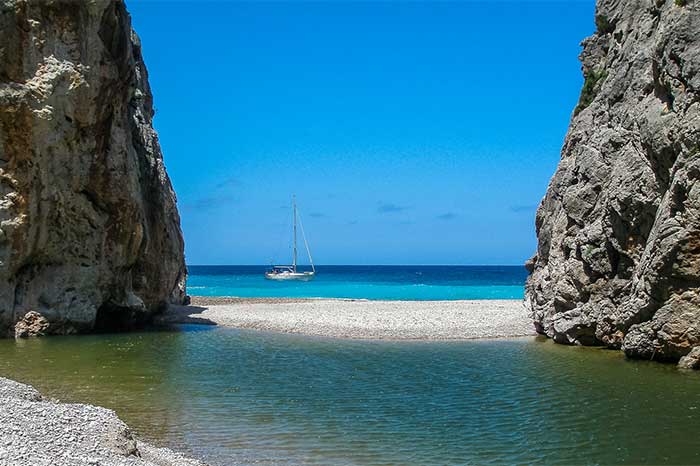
[2,265,700,465]
[187,265,528,300]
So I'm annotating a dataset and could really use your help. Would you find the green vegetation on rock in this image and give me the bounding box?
[574,69,608,116]
[595,14,615,34]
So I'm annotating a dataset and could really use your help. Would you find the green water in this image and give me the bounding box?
[1,325,699,465]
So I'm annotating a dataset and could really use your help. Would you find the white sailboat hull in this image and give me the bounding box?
[265,271,315,281]
[266,196,315,281]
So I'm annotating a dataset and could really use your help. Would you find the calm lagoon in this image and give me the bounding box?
[1,325,699,465]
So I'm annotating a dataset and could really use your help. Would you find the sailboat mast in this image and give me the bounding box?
[292,195,297,273]
[298,213,315,273]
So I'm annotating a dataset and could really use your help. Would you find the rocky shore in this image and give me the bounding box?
[0,377,204,466]
[162,298,534,340]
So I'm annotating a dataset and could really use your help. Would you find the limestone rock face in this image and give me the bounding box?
[526,0,700,364]
[0,0,187,336]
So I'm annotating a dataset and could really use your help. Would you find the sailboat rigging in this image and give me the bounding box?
[265,195,316,280]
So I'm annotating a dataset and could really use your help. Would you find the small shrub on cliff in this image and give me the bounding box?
[595,14,615,34]
[675,0,687,6]
[574,70,608,116]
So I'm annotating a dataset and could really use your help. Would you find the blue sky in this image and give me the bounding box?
[128,0,595,265]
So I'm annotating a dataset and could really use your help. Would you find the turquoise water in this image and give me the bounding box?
[188,265,527,300]
[2,326,700,465]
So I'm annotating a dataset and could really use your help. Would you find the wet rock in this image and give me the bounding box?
[678,347,700,370]
[14,311,49,338]
[526,0,700,365]
[0,0,187,336]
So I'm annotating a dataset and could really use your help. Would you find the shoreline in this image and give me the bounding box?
[163,297,534,340]
[0,377,204,466]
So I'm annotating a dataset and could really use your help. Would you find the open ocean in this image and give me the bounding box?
[187,265,528,300]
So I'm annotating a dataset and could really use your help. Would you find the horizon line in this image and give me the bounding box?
[186,264,528,267]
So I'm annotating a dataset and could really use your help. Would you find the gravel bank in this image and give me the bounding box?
[164,298,534,340]
[0,377,205,466]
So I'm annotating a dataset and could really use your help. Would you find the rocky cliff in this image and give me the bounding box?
[0,0,187,336]
[526,0,699,364]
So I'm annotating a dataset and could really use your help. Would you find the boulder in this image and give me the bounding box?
[14,310,49,338]
[678,346,700,370]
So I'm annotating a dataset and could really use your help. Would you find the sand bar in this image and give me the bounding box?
[162,297,534,340]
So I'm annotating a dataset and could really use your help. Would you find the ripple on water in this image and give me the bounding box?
[1,328,700,465]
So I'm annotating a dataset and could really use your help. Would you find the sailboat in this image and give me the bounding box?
[265,195,316,280]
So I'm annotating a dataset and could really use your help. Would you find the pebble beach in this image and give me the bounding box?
[162,297,534,340]
[0,378,204,466]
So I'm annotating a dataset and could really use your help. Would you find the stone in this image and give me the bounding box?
[0,377,42,401]
[526,0,700,365]
[0,377,205,465]
[0,0,187,336]
[678,346,700,370]
[14,310,49,338]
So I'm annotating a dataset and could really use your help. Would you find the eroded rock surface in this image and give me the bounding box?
[526,0,700,365]
[0,0,187,336]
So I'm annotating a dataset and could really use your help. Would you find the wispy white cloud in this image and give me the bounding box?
[183,195,236,210]
[378,202,409,214]
[215,177,238,190]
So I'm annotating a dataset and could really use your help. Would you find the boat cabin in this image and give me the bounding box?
[267,265,295,275]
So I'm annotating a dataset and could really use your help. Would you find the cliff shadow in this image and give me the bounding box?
[156,305,217,327]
